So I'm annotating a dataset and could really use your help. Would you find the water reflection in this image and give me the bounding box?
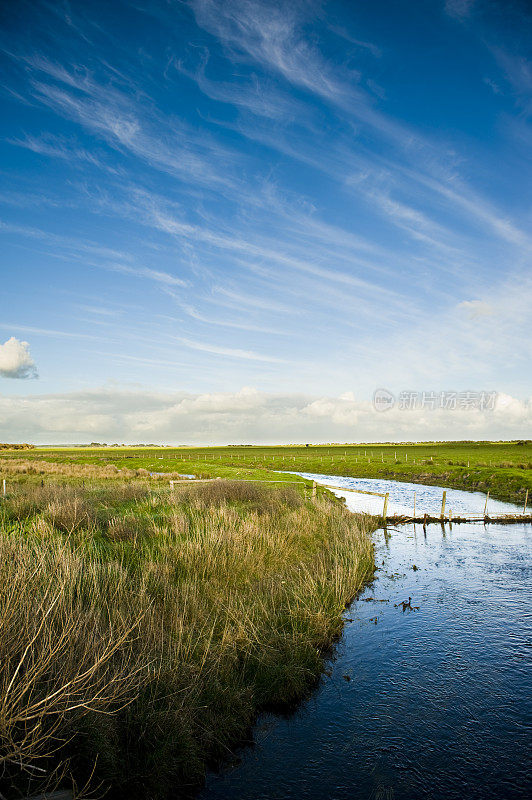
[200,476,531,800]
[291,472,522,517]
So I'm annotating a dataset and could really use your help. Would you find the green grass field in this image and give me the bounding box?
[1,440,529,796]
[2,440,531,505]
[0,476,374,799]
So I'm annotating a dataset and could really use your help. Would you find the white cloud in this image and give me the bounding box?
[178,336,287,363]
[175,49,309,120]
[23,57,243,192]
[445,0,476,21]
[189,0,414,147]
[458,300,494,319]
[190,0,346,102]
[0,386,529,444]
[11,133,107,169]
[0,337,38,379]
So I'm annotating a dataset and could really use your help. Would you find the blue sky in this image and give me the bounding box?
[0,0,531,443]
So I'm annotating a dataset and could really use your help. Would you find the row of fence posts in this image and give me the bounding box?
[1,476,528,518]
[309,483,529,521]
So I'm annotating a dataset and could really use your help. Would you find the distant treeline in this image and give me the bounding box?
[0,443,35,450]
[87,442,164,447]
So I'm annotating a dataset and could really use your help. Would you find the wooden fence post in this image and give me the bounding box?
[440,491,446,520]
[382,492,389,520]
[524,489,529,514]
[483,491,490,517]
[312,481,317,499]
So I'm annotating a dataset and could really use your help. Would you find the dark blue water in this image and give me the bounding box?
[200,476,532,800]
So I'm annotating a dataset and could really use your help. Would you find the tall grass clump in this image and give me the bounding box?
[0,478,375,799]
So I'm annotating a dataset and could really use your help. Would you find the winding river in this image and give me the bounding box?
[200,474,531,800]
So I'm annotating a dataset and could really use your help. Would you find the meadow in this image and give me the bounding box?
[0,470,374,799]
[3,440,531,504]
[0,439,529,797]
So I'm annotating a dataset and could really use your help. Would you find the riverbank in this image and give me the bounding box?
[1,441,530,506]
[0,476,374,799]
[304,462,531,507]
[199,478,531,800]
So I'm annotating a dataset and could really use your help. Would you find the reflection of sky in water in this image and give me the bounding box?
[289,472,523,516]
[201,475,531,800]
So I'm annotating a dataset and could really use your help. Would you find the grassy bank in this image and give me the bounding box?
[3,440,530,505]
[0,475,374,799]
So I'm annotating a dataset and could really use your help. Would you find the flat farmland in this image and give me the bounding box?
[2,440,531,504]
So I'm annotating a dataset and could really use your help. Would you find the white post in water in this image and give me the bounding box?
[413,491,416,519]
[524,489,529,514]
[383,492,389,520]
[440,491,446,520]
[483,491,490,517]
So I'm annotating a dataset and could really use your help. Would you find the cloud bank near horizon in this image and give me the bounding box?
[0,388,529,445]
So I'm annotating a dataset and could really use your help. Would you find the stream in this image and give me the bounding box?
[199,474,531,800]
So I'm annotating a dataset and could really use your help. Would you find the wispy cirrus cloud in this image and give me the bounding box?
[444,0,477,21]
[88,183,404,300]
[491,48,532,117]
[0,323,103,342]
[327,24,382,58]
[189,0,352,101]
[10,132,112,170]
[108,263,188,287]
[17,53,244,191]
[175,48,310,121]
[0,220,188,289]
[189,0,422,154]
[178,336,287,363]
[172,302,289,334]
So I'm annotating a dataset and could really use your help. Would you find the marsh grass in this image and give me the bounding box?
[0,478,374,799]
[0,457,191,483]
[171,478,303,513]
